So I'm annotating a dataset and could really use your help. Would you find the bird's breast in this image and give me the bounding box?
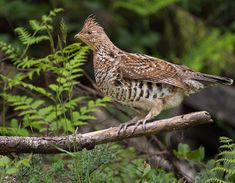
[94,69,184,111]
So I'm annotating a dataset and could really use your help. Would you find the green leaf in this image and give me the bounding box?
[228,173,235,182]
[6,167,19,174]
[16,154,32,167]
[49,84,59,91]
[0,156,10,166]
[73,121,88,126]
[54,146,76,157]
[59,118,74,133]
[15,27,49,45]
[143,163,151,177]
[29,19,47,31]
[10,118,18,128]
[186,146,205,161]
[174,143,191,158]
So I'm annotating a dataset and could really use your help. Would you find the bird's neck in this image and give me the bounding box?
[93,35,120,53]
[93,38,122,70]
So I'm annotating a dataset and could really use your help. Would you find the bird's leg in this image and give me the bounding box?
[132,99,163,134]
[117,116,143,136]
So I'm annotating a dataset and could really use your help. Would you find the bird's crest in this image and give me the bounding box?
[84,15,100,28]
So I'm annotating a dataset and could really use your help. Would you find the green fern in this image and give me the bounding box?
[0,8,111,134]
[0,119,29,136]
[15,27,49,45]
[29,19,47,31]
[205,178,230,183]
[0,41,19,62]
[14,8,63,47]
[200,137,235,183]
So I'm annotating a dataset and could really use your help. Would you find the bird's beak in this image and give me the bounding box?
[74,33,80,39]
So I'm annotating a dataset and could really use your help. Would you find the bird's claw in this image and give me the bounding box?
[117,123,128,136]
[117,119,148,136]
[131,119,147,134]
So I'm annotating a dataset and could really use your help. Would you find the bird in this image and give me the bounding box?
[75,17,233,134]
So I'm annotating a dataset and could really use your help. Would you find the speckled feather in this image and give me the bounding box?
[76,18,233,120]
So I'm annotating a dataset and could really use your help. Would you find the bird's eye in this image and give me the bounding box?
[88,31,92,34]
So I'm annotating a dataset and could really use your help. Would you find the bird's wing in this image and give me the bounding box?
[117,53,187,89]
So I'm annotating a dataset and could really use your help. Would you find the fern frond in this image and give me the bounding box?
[0,9,110,136]
[218,151,235,157]
[0,73,53,100]
[203,137,235,182]
[219,136,234,143]
[29,19,47,31]
[1,94,44,112]
[211,166,235,175]
[216,158,235,164]
[0,41,19,61]
[15,27,49,45]
[205,178,230,183]
[2,94,69,132]
[42,8,63,25]
[1,94,49,129]
[60,18,67,44]
[219,144,235,150]
[63,97,85,110]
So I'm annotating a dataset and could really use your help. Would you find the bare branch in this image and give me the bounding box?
[0,111,213,155]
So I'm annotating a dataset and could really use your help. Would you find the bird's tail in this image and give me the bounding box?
[193,73,233,85]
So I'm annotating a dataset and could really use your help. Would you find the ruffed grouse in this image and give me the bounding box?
[75,17,233,133]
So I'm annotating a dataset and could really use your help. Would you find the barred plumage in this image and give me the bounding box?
[75,17,233,133]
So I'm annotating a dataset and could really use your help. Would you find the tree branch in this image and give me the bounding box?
[0,111,213,155]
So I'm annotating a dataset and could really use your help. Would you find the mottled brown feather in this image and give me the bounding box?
[118,53,187,89]
[75,17,233,133]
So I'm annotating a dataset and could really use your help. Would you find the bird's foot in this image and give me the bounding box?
[117,121,135,136]
[117,117,140,136]
[117,118,149,136]
[131,119,147,134]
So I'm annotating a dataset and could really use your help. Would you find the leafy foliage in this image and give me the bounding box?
[174,143,205,162]
[0,41,19,62]
[0,8,118,182]
[0,8,112,135]
[0,7,177,183]
[14,27,49,45]
[197,137,235,183]
[113,0,179,17]
[0,154,32,182]
[14,145,178,183]
[0,1,234,182]
[15,145,115,182]
[181,30,235,74]
[14,8,63,46]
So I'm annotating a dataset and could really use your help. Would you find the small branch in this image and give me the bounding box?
[0,111,212,155]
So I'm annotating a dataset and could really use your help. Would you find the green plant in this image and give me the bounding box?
[174,143,205,162]
[0,154,32,182]
[0,8,177,183]
[1,3,234,182]
[181,30,235,74]
[15,145,116,183]
[0,8,110,135]
[0,8,112,182]
[113,0,179,17]
[197,137,235,183]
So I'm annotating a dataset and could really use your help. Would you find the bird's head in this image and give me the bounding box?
[75,17,110,51]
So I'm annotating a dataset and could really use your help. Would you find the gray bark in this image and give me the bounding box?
[0,111,212,155]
